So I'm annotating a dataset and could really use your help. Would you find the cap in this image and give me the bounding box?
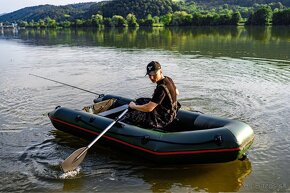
[146,61,161,76]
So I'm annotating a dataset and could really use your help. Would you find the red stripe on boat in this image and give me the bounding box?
[50,117,251,156]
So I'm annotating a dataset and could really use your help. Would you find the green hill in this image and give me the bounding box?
[86,0,180,18]
[0,0,181,22]
[0,2,95,22]
[193,0,290,7]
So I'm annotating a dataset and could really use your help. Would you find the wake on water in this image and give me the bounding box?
[59,167,81,179]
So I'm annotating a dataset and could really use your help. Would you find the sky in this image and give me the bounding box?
[0,0,101,14]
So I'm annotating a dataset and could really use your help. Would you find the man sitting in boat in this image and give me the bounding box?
[123,61,180,130]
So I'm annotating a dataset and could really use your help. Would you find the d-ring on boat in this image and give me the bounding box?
[48,94,254,164]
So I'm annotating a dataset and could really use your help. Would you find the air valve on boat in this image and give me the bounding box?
[214,135,223,146]
[141,135,151,145]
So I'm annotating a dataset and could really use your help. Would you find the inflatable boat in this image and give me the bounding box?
[48,94,254,164]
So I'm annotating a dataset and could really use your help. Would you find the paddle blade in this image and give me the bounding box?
[61,147,88,173]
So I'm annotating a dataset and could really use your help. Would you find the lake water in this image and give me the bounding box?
[0,26,289,192]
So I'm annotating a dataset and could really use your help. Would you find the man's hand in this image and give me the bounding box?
[129,101,137,109]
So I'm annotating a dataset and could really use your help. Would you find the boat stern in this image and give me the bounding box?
[227,121,255,160]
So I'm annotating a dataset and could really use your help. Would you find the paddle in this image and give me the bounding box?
[61,108,129,172]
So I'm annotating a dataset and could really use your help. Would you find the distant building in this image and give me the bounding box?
[12,23,17,28]
[0,22,18,28]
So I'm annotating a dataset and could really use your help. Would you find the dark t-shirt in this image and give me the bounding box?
[126,76,178,129]
[151,76,177,110]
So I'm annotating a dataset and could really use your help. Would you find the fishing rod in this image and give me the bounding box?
[29,74,104,97]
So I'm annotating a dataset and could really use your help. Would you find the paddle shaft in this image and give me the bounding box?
[29,74,103,96]
[74,108,129,161]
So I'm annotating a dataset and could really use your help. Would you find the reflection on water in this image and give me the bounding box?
[1,26,290,60]
[60,160,252,192]
[141,160,252,192]
[50,130,252,192]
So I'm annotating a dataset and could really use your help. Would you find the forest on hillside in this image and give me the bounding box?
[0,0,290,27]
[193,0,290,7]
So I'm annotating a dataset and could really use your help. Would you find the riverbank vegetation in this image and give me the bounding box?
[1,0,290,28]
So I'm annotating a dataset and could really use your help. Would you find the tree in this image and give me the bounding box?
[272,8,290,25]
[246,6,273,25]
[111,15,127,27]
[92,14,103,27]
[139,14,154,26]
[269,2,284,10]
[38,19,46,28]
[28,20,37,27]
[75,19,85,27]
[153,16,160,24]
[103,17,112,27]
[160,13,172,26]
[191,12,203,26]
[171,11,192,26]
[84,19,93,27]
[231,12,242,25]
[45,17,57,28]
[97,0,180,19]
[126,13,139,27]
[18,20,28,27]
[180,0,198,14]
[216,13,232,25]
[60,20,71,28]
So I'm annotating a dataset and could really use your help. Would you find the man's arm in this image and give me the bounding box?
[129,101,158,112]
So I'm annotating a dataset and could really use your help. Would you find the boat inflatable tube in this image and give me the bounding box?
[48,94,254,164]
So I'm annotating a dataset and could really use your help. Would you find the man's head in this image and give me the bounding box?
[146,61,161,76]
[146,61,163,83]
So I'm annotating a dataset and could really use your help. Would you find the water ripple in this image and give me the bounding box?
[0,38,289,192]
